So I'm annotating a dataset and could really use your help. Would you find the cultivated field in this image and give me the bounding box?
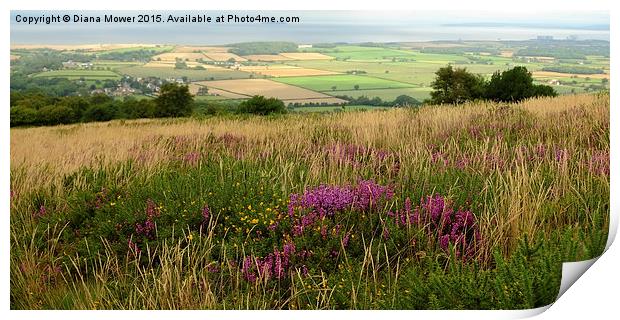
[279,52,334,60]
[192,78,346,104]
[32,69,121,80]
[274,74,416,92]
[143,61,222,69]
[532,71,611,80]
[118,65,251,81]
[203,52,247,62]
[10,93,609,309]
[238,65,340,77]
[152,52,210,62]
[243,54,294,62]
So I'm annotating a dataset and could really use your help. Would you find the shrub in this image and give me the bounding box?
[237,95,286,115]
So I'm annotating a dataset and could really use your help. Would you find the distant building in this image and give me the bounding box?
[298,44,313,48]
[62,60,78,69]
[537,35,554,41]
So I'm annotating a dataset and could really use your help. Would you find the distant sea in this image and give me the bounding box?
[10,11,610,45]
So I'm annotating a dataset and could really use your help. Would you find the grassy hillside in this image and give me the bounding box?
[10,93,609,309]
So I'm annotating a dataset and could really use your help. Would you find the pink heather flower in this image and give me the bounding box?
[439,235,450,250]
[588,150,609,176]
[207,263,220,273]
[382,226,390,240]
[267,222,278,231]
[554,148,569,163]
[301,265,308,276]
[128,238,141,255]
[202,204,210,221]
[404,197,412,215]
[183,151,200,166]
[242,256,257,282]
[145,199,160,219]
[36,205,47,217]
[320,225,328,239]
[283,242,296,257]
[288,194,298,218]
[342,232,351,248]
[292,224,304,237]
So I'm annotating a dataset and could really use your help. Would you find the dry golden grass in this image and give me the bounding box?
[10,54,20,61]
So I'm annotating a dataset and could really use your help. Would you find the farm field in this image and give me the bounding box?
[32,69,121,80]
[152,52,210,62]
[192,78,347,104]
[239,66,340,77]
[243,54,294,62]
[285,60,447,86]
[118,65,251,81]
[274,74,416,92]
[278,52,334,60]
[203,52,247,62]
[143,61,223,69]
[332,87,434,101]
[10,42,609,106]
[532,71,611,80]
[92,60,142,70]
[10,93,609,309]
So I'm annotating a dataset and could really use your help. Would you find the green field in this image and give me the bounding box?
[274,74,415,92]
[33,69,121,80]
[92,60,142,71]
[330,87,434,101]
[118,66,252,81]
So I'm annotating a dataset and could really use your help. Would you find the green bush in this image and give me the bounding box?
[237,95,287,115]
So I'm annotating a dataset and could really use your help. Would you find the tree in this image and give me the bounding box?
[485,66,556,102]
[354,84,360,90]
[237,95,286,115]
[10,106,38,127]
[38,105,78,125]
[530,84,558,98]
[430,65,486,104]
[83,104,118,122]
[393,95,420,107]
[154,83,194,117]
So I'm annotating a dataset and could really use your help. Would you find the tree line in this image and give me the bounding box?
[10,83,193,127]
[429,65,557,105]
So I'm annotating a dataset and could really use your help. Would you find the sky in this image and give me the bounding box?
[10,9,610,44]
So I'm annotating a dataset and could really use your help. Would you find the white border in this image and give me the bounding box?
[3,1,616,319]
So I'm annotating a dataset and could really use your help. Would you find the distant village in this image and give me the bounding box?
[62,59,190,97]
